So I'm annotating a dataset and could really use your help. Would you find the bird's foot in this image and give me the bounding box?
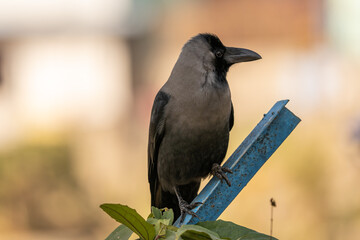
[211,163,233,187]
[179,200,202,223]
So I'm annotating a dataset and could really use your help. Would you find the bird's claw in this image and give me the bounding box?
[179,200,202,223]
[211,163,233,187]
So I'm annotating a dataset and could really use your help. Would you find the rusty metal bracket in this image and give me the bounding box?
[174,99,301,227]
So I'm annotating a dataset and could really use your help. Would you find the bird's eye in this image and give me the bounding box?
[215,50,223,58]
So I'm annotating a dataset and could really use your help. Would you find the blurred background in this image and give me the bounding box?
[0,0,360,239]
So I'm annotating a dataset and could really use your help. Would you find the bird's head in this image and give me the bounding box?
[180,33,261,76]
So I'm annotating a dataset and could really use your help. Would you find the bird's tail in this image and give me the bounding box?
[152,181,200,220]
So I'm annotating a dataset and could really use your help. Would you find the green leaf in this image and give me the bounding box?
[164,228,177,240]
[149,207,175,226]
[147,218,170,234]
[100,203,155,240]
[158,222,168,237]
[180,230,214,240]
[146,208,176,239]
[161,208,174,225]
[197,220,278,240]
[177,225,222,240]
[166,225,178,232]
[151,206,162,219]
[105,224,133,240]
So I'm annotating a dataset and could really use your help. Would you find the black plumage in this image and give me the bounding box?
[147,33,261,221]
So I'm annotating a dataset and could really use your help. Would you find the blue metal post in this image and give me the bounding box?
[174,100,301,227]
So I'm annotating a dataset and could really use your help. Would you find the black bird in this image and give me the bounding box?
[148,33,261,221]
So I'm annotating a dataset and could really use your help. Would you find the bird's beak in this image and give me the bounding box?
[224,47,261,65]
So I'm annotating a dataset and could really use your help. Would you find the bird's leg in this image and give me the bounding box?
[211,163,233,187]
[174,186,202,223]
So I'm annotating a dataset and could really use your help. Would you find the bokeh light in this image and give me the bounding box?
[0,0,359,239]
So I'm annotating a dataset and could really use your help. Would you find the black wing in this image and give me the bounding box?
[229,101,234,131]
[148,91,170,207]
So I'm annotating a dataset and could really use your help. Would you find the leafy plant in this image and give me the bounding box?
[100,203,278,240]
[100,204,155,240]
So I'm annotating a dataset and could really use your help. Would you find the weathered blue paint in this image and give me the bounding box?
[174,100,301,227]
